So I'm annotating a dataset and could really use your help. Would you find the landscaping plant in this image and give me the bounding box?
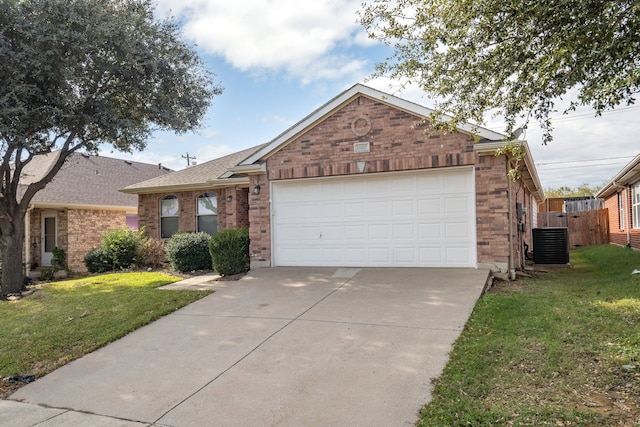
[165,232,213,272]
[209,228,249,276]
[101,229,145,269]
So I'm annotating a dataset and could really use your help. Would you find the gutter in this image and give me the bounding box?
[120,177,250,195]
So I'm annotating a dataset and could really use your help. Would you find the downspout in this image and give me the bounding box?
[507,161,516,280]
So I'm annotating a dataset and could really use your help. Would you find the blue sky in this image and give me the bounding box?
[102,0,640,191]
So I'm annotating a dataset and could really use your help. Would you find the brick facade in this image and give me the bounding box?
[266,96,475,181]
[29,208,127,271]
[132,91,541,272]
[242,95,536,271]
[604,187,640,249]
[138,188,249,241]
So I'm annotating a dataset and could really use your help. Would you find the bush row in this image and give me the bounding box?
[84,228,249,276]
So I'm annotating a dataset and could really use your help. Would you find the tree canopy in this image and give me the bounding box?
[544,183,603,199]
[0,0,220,296]
[360,0,640,142]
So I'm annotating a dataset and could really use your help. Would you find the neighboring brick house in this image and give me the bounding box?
[123,84,544,275]
[20,152,172,273]
[596,153,640,250]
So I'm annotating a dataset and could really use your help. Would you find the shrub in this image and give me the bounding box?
[209,228,249,276]
[101,229,145,269]
[39,267,55,281]
[84,247,113,273]
[51,247,71,274]
[165,232,212,272]
[136,238,166,267]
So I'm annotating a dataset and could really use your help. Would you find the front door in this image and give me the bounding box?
[41,213,57,267]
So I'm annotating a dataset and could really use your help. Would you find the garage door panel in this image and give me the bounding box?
[322,203,343,217]
[419,223,442,239]
[444,197,471,214]
[392,223,415,239]
[444,222,474,239]
[344,202,366,217]
[368,223,390,239]
[366,200,389,216]
[419,247,443,264]
[418,198,443,215]
[369,247,391,263]
[392,199,414,215]
[320,226,343,240]
[344,225,367,240]
[272,168,476,268]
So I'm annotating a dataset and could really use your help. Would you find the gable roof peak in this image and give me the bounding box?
[240,83,505,166]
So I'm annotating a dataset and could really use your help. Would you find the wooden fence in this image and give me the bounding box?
[537,209,609,249]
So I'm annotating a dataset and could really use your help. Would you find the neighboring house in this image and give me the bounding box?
[19,152,172,272]
[123,84,544,275]
[596,153,640,250]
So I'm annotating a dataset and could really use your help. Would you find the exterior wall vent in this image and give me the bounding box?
[532,227,569,264]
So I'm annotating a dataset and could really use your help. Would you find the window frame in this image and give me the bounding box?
[618,191,625,230]
[160,195,179,239]
[196,192,218,235]
[633,182,640,229]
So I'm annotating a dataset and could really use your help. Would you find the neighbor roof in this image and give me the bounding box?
[20,152,172,209]
[120,144,265,194]
[240,83,506,166]
[596,152,640,198]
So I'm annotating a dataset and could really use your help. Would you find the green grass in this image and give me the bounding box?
[418,245,640,426]
[0,272,212,394]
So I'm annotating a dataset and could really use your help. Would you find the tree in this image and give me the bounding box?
[544,183,603,198]
[0,0,221,297]
[360,0,640,142]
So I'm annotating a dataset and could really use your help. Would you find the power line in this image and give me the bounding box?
[536,156,635,166]
[539,161,629,171]
[550,105,640,123]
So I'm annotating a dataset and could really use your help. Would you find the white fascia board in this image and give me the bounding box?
[595,153,640,198]
[30,203,137,214]
[119,177,249,195]
[221,163,266,178]
[475,140,545,202]
[240,83,505,166]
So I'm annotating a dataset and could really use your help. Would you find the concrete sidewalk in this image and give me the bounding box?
[5,267,489,427]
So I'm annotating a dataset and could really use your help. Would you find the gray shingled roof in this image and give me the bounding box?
[121,144,265,194]
[20,152,172,208]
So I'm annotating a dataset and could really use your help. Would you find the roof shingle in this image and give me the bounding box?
[21,152,172,208]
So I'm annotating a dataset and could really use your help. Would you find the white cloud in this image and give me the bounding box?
[157,0,369,82]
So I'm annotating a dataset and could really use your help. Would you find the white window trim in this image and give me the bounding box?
[160,195,179,239]
[619,191,625,230]
[633,182,640,229]
[196,193,218,235]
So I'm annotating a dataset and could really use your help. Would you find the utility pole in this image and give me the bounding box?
[182,152,196,167]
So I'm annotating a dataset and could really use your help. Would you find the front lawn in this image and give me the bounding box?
[419,245,640,426]
[0,272,212,397]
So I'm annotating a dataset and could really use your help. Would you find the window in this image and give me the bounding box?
[197,193,217,235]
[619,192,625,230]
[160,195,179,238]
[633,183,640,229]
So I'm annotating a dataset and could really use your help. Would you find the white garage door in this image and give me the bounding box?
[271,167,477,268]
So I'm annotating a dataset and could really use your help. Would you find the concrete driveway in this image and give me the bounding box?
[5,267,488,427]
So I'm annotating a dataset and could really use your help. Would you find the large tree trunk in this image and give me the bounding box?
[0,220,26,298]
